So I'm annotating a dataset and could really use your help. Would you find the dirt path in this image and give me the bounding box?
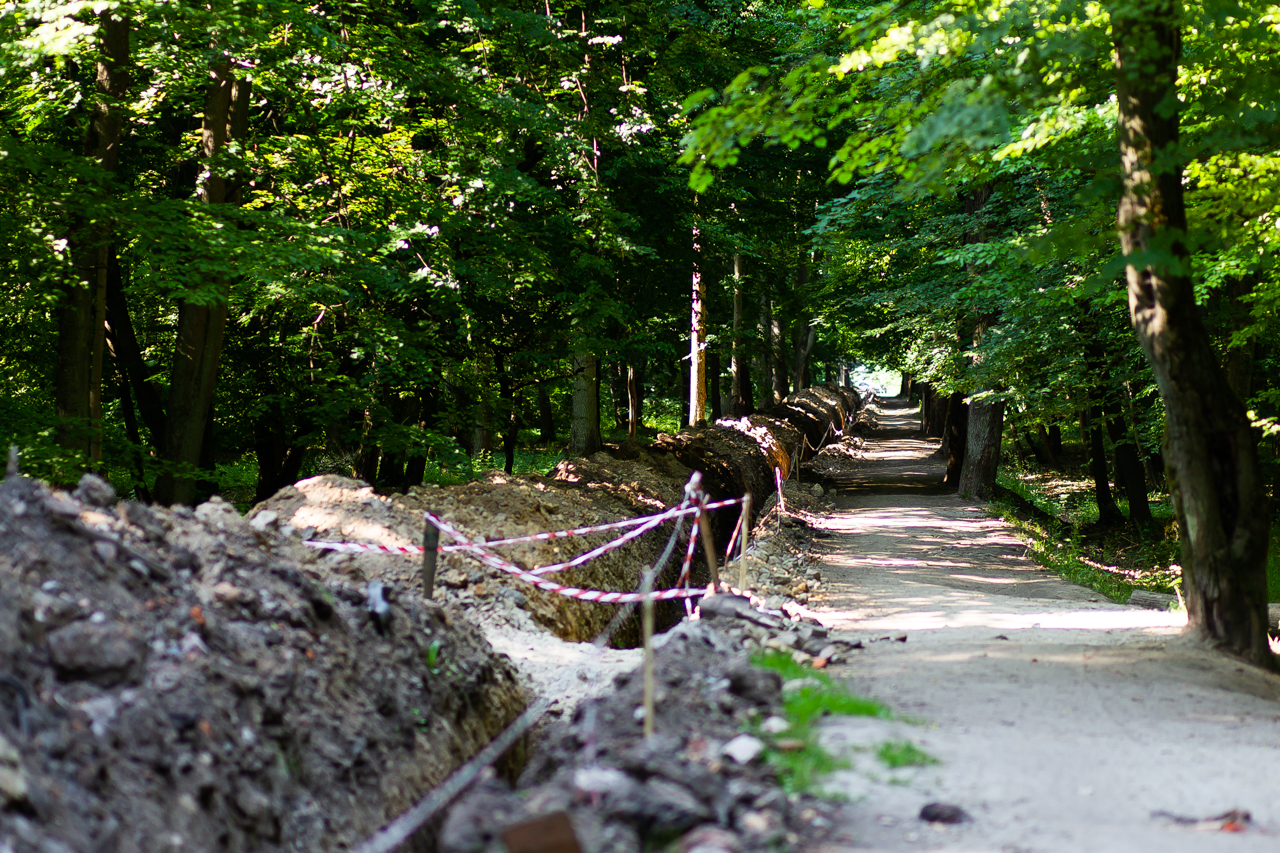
[808,399,1280,852]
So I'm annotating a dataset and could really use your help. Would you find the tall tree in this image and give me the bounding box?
[1111,0,1272,664]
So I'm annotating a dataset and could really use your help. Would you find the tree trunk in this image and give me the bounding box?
[688,229,707,426]
[570,351,602,456]
[155,66,247,505]
[627,365,641,439]
[537,381,555,444]
[110,356,150,502]
[1105,402,1155,531]
[1022,429,1048,466]
[1113,0,1272,664]
[105,255,165,441]
[1223,276,1256,401]
[756,291,772,407]
[898,373,911,398]
[609,356,629,431]
[769,299,788,403]
[791,325,816,392]
[1037,423,1061,469]
[731,253,753,416]
[956,397,1004,500]
[1083,405,1124,525]
[944,392,968,487]
[56,11,131,470]
[707,351,722,422]
[925,386,947,438]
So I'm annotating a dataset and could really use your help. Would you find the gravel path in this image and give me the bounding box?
[808,399,1280,852]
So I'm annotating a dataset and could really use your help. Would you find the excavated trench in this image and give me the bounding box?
[0,385,867,853]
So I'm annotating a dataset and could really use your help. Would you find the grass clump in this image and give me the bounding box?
[876,741,939,768]
[749,650,888,792]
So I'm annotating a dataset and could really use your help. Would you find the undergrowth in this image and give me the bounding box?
[988,453,1280,602]
[750,650,890,793]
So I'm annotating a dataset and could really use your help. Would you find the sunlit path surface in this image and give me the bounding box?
[808,398,1280,853]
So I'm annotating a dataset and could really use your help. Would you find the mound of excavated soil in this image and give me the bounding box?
[253,472,691,650]
[440,616,853,853]
[0,472,525,853]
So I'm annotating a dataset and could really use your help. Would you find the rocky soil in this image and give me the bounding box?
[439,610,863,853]
[0,471,526,853]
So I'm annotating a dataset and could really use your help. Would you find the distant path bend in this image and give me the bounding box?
[809,397,1280,853]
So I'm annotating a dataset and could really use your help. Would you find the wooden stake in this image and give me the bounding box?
[697,511,719,590]
[642,591,655,739]
[422,517,440,599]
[738,493,751,590]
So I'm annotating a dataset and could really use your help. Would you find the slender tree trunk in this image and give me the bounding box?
[627,365,641,439]
[944,392,968,487]
[104,255,165,441]
[1022,429,1048,466]
[1113,0,1272,664]
[957,312,1003,498]
[1037,424,1061,469]
[1105,402,1155,531]
[898,373,911,398]
[537,381,555,443]
[108,349,150,502]
[1223,277,1256,401]
[155,66,248,504]
[731,252,754,416]
[957,397,1004,499]
[495,352,520,474]
[688,229,707,426]
[791,325,816,392]
[770,302,787,403]
[570,351,602,455]
[607,356,628,431]
[1083,405,1124,525]
[56,11,131,470]
[707,351,722,421]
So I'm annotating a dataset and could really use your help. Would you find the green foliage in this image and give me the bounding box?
[876,741,939,769]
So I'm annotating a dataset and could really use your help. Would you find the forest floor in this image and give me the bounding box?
[804,398,1280,853]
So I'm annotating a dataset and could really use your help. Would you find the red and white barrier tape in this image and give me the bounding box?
[425,511,706,603]
[304,497,743,575]
[305,541,422,555]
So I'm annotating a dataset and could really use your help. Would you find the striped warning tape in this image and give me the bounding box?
[303,496,743,570]
[424,511,706,603]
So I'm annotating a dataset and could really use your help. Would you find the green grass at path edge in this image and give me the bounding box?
[749,650,895,793]
[993,466,1280,604]
[990,502,1136,603]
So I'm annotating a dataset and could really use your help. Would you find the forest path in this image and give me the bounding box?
[807,398,1280,853]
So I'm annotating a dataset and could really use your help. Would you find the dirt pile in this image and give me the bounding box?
[439,609,861,853]
[0,471,525,853]
[253,472,692,650]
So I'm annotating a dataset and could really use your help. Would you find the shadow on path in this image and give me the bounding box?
[803,397,1280,853]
